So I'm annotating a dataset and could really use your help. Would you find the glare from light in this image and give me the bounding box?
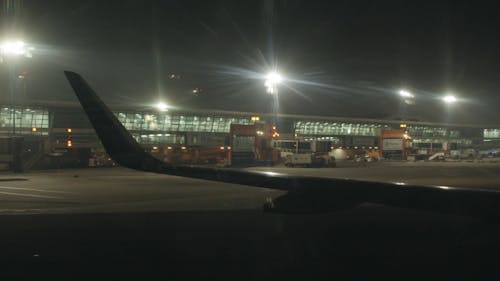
[265,85,275,94]
[266,72,283,84]
[0,40,32,57]
[154,102,169,111]
[398,89,414,98]
[265,71,283,94]
[261,171,282,177]
[442,95,457,104]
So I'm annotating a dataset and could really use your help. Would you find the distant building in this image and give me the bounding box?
[0,101,499,170]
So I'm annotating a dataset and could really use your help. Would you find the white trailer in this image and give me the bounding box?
[284,153,335,167]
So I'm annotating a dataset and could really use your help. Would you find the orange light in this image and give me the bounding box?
[220,146,225,150]
[67,128,72,133]
[181,146,187,150]
[31,127,37,132]
[167,146,173,150]
[67,140,73,147]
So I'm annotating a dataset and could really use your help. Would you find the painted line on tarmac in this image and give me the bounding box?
[0,186,75,194]
[0,191,64,199]
[0,178,28,182]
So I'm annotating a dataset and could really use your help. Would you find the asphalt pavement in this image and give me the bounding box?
[0,167,284,214]
[1,164,500,280]
[0,162,499,214]
[248,161,500,189]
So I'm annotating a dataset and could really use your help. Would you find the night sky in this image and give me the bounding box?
[1,0,500,124]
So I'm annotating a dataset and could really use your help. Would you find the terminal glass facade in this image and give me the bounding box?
[0,104,489,148]
[294,121,384,136]
[0,107,50,134]
[115,112,253,133]
[413,138,473,146]
[407,126,460,138]
[484,129,500,139]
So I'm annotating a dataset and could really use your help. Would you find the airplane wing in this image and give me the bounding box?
[64,71,500,216]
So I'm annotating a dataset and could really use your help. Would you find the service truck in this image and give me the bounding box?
[284,152,336,167]
[283,140,336,167]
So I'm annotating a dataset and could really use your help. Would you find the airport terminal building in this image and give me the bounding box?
[0,101,499,170]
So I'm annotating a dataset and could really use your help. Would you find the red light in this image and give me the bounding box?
[21,70,27,75]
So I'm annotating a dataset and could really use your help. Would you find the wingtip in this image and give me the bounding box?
[63,70,80,79]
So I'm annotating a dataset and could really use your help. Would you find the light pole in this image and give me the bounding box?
[18,70,28,100]
[265,71,283,126]
[0,40,33,136]
[398,89,414,121]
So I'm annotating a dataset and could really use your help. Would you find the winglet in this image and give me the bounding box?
[64,71,164,171]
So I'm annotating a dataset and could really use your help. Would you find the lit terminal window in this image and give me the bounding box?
[0,107,49,131]
[294,121,380,136]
